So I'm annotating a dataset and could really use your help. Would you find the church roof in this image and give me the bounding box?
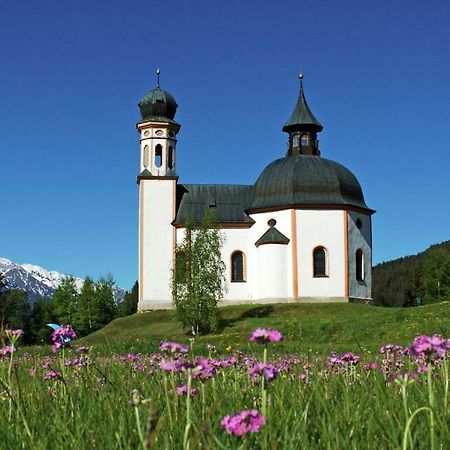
[138,87,179,124]
[255,225,290,247]
[282,77,323,133]
[248,155,373,213]
[174,184,254,226]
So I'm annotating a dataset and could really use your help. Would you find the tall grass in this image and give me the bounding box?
[1,333,449,449]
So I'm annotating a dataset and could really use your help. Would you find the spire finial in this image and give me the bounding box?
[156,68,160,88]
[299,71,304,88]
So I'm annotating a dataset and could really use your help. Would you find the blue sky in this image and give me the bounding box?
[1,0,449,290]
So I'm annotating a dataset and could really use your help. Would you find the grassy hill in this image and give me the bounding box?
[81,301,450,355]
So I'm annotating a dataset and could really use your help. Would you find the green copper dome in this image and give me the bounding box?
[138,87,178,122]
[282,77,323,133]
[248,155,371,212]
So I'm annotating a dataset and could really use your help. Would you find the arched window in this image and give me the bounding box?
[155,144,162,168]
[356,249,364,281]
[301,134,310,146]
[231,251,245,282]
[168,146,174,169]
[313,246,327,277]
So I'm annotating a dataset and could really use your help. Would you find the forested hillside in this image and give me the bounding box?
[372,240,450,307]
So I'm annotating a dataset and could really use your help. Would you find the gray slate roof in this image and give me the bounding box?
[174,184,254,225]
[255,226,290,247]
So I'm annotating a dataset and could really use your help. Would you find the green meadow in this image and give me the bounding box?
[1,302,449,449]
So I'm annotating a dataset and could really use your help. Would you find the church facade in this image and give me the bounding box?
[136,75,375,310]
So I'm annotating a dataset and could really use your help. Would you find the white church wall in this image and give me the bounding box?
[256,244,288,299]
[296,210,345,298]
[249,210,293,299]
[221,228,252,300]
[139,180,175,310]
[348,211,372,300]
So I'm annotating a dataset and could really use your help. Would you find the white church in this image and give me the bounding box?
[136,74,374,310]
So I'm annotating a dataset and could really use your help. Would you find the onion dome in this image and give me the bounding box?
[138,69,178,123]
[248,155,372,213]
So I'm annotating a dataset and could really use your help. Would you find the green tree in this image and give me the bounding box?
[73,277,96,336]
[172,211,226,334]
[0,289,31,332]
[422,249,450,304]
[118,281,138,316]
[29,298,56,344]
[52,276,78,325]
[95,275,118,327]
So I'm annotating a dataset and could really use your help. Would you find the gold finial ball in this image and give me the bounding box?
[299,72,303,80]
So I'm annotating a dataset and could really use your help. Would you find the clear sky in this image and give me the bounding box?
[1,0,449,290]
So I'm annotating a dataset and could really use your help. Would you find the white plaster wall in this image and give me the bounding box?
[249,210,293,298]
[348,211,372,299]
[221,228,252,300]
[256,244,288,299]
[139,125,176,176]
[297,210,345,297]
[139,180,175,309]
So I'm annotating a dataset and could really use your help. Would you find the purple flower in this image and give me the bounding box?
[6,329,24,339]
[159,341,188,354]
[0,345,15,357]
[44,370,62,381]
[248,363,278,383]
[221,409,265,436]
[409,335,448,360]
[176,385,198,397]
[327,352,360,368]
[51,325,77,352]
[192,357,215,379]
[249,328,283,345]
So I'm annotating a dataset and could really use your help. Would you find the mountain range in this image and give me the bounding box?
[0,258,125,303]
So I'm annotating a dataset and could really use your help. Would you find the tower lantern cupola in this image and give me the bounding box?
[137,69,180,177]
[283,74,323,157]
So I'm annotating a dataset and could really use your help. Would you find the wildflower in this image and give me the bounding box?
[176,385,198,397]
[44,370,62,381]
[363,361,379,371]
[159,341,188,354]
[226,345,233,352]
[192,357,215,379]
[221,409,265,436]
[327,351,360,368]
[0,345,15,357]
[5,329,24,339]
[249,328,283,345]
[409,334,448,360]
[51,325,77,353]
[248,363,278,384]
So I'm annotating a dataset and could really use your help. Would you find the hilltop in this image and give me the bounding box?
[81,301,450,355]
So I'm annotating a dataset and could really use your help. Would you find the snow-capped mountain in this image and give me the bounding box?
[0,258,125,303]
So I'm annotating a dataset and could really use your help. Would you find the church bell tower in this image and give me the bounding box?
[137,70,180,310]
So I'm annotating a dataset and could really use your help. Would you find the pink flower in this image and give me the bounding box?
[249,328,283,345]
[6,329,24,339]
[248,363,278,384]
[410,335,449,360]
[176,385,197,397]
[192,358,215,379]
[0,345,15,357]
[159,341,188,354]
[51,325,77,352]
[221,409,265,436]
[44,370,62,381]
